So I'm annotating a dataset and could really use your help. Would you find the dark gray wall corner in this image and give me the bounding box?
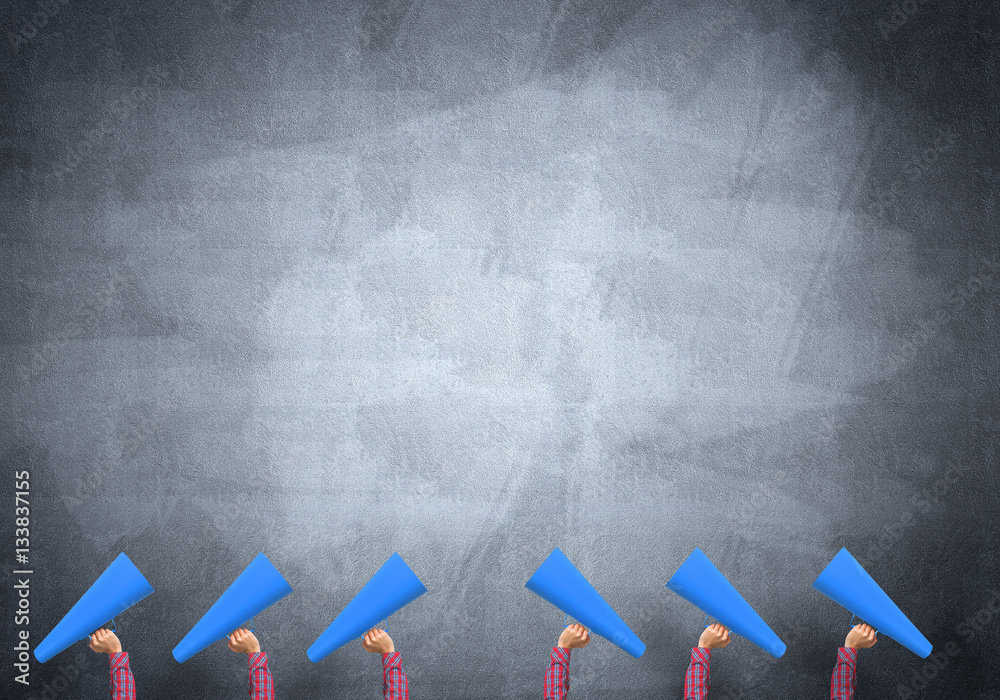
[2,0,998,698]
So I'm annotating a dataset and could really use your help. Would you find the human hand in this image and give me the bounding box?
[227,628,261,654]
[557,623,591,650]
[845,623,877,649]
[698,623,732,649]
[362,628,395,654]
[89,628,122,654]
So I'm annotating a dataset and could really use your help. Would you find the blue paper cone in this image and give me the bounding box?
[525,548,645,658]
[173,553,293,663]
[35,552,154,663]
[307,552,427,663]
[666,548,786,658]
[813,548,932,658]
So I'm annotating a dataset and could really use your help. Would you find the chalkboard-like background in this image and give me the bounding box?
[2,1,998,698]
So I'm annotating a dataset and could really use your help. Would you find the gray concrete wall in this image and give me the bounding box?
[2,0,998,698]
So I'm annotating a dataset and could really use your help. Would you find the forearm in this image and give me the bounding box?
[544,647,570,700]
[108,652,136,700]
[382,651,409,700]
[830,647,858,700]
[247,651,274,700]
[683,647,712,700]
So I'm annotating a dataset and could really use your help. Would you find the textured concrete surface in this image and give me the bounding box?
[1,1,998,698]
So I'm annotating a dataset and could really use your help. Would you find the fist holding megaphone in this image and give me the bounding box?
[557,623,591,650]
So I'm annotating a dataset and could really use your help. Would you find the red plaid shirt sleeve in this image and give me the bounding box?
[381,651,409,700]
[247,651,274,700]
[831,647,858,700]
[683,647,712,700]
[544,647,570,700]
[108,651,135,700]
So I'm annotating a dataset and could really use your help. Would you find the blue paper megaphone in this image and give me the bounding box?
[173,552,293,663]
[812,548,932,658]
[666,548,786,658]
[524,548,645,658]
[35,552,154,663]
[307,552,427,663]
